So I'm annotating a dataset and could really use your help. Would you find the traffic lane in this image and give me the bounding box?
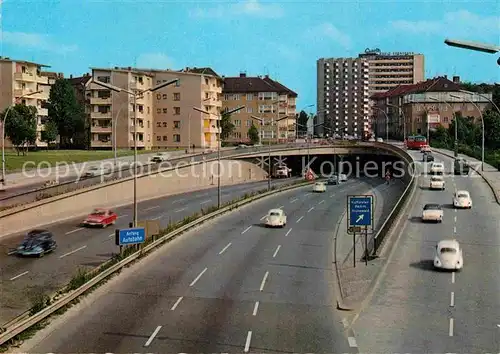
[0,179,301,323]
[447,173,500,352]
[22,181,370,353]
[352,174,459,353]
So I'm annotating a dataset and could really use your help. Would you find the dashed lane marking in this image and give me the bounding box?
[219,243,232,255]
[285,228,292,236]
[9,271,29,281]
[252,301,259,316]
[59,245,87,259]
[348,336,358,348]
[244,331,252,352]
[259,271,269,291]
[65,227,85,235]
[272,245,281,258]
[449,318,454,336]
[174,208,186,213]
[290,198,298,203]
[450,292,455,307]
[144,326,162,347]
[296,216,304,223]
[189,268,207,287]
[170,296,183,311]
[144,205,159,211]
[307,207,314,213]
[241,226,252,234]
[452,272,455,284]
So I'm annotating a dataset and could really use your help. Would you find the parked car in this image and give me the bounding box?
[82,208,117,227]
[434,239,463,270]
[15,230,57,257]
[265,209,287,228]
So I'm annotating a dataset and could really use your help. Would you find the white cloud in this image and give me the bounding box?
[1,31,78,54]
[190,0,284,19]
[390,10,500,36]
[136,53,174,69]
[304,23,352,49]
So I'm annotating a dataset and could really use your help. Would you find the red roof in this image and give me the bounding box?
[370,76,462,100]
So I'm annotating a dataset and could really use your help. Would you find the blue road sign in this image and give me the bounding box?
[116,227,146,246]
[348,196,373,227]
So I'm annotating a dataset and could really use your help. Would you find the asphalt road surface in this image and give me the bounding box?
[20,177,404,353]
[0,178,300,325]
[352,150,500,353]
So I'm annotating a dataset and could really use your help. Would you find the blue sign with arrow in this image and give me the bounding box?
[115,227,146,246]
[348,195,373,227]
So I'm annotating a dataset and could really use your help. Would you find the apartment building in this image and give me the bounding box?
[371,76,492,138]
[88,66,222,150]
[222,73,297,143]
[358,48,425,94]
[316,57,371,138]
[0,57,52,147]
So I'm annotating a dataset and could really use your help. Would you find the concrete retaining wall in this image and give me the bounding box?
[0,160,266,238]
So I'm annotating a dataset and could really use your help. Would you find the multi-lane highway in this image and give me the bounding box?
[18,177,403,353]
[352,150,500,352]
[0,178,300,324]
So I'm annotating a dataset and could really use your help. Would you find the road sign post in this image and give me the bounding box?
[347,195,374,265]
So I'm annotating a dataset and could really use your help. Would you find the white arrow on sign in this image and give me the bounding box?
[356,215,364,223]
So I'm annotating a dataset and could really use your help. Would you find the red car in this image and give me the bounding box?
[82,208,117,228]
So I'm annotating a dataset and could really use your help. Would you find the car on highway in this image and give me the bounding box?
[434,239,463,271]
[338,173,347,182]
[429,175,445,190]
[422,203,443,223]
[81,208,117,227]
[454,158,470,175]
[312,182,326,192]
[453,190,472,209]
[15,229,57,257]
[327,175,339,185]
[368,137,375,142]
[423,153,435,162]
[429,162,444,174]
[420,145,431,153]
[265,209,287,228]
[150,153,167,163]
[376,137,383,143]
[83,165,112,178]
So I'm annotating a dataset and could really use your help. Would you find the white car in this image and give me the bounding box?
[84,166,112,178]
[265,209,287,228]
[150,153,167,163]
[422,203,443,222]
[453,190,472,209]
[434,239,463,270]
[429,175,445,190]
[368,137,375,142]
[312,182,326,192]
[376,137,383,143]
[429,162,444,174]
[338,173,347,182]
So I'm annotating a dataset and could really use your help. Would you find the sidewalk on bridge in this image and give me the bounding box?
[334,179,406,310]
[432,147,500,205]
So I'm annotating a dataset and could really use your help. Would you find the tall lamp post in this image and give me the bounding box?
[251,114,289,190]
[429,96,459,157]
[450,94,485,171]
[112,105,125,166]
[193,105,245,208]
[460,90,500,114]
[92,78,179,227]
[386,102,407,142]
[372,106,389,141]
[1,90,43,187]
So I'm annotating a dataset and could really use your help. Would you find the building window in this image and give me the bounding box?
[156,135,161,141]
[173,121,181,129]
[163,135,168,141]
[162,94,167,100]
[163,108,168,114]
[224,94,231,101]
[174,107,181,115]
[173,134,181,142]
[258,105,274,113]
[97,76,110,83]
[175,80,180,87]
[246,93,254,101]
[173,93,181,101]
[147,107,150,114]
[157,80,161,85]
[233,94,240,101]
[233,119,241,127]
[156,94,161,100]
[156,122,161,128]
[246,107,253,113]
[205,78,209,85]
[157,108,161,114]
[246,120,252,127]
[258,92,277,101]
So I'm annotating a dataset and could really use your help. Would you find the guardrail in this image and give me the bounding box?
[0,179,313,347]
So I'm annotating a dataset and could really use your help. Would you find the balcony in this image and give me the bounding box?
[130,125,145,133]
[14,89,48,100]
[90,97,112,105]
[92,140,112,148]
[130,110,145,118]
[14,72,36,82]
[204,98,222,107]
[91,111,112,119]
[204,126,221,134]
[91,126,112,133]
[129,140,145,147]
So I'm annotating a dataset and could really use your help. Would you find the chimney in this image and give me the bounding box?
[70,74,73,79]
[264,74,269,79]
[444,75,448,79]
[239,72,246,78]
[453,75,460,83]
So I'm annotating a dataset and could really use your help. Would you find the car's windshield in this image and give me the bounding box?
[269,212,280,216]
[20,237,42,248]
[431,177,442,181]
[440,247,457,254]
[457,193,468,198]
[91,210,106,216]
[424,204,440,210]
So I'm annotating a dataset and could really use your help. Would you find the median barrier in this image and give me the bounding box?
[0,178,313,348]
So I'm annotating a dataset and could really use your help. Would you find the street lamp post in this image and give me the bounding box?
[1,90,43,187]
[372,106,389,141]
[112,105,125,166]
[429,96,458,157]
[92,78,179,227]
[386,102,407,142]
[460,90,500,114]
[194,105,245,208]
[450,94,485,171]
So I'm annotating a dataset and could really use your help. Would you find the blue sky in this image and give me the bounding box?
[1,0,499,110]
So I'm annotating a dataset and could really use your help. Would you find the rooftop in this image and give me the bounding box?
[223,73,298,97]
[371,76,462,100]
[0,57,50,68]
[90,66,221,78]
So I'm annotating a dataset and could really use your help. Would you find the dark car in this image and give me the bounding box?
[454,158,469,175]
[15,230,57,257]
[423,153,435,162]
[327,175,339,185]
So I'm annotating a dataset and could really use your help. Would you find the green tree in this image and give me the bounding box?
[41,119,58,149]
[483,110,500,150]
[430,124,451,147]
[2,104,37,155]
[48,78,85,148]
[220,113,235,141]
[248,123,260,144]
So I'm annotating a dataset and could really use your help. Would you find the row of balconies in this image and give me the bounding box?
[324,61,369,67]
[201,84,223,94]
[14,72,49,84]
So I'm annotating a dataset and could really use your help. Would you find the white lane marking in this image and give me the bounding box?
[172,198,185,204]
[318,200,325,205]
[219,242,232,255]
[449,318,454,336]
[144,325,162,347]
[290,198,298,203]
[59,245,87,259]
[117,215,128,219]
[175,208,186,213]
[452,272,455,284]
[307,207,314,213]
[285,228,292,237]
[9,271,29,281]
[144,205,159,211]
[252,301,259,316]
[450,292,455,307]
[348,336,358,348]
[330,193,336,198]
[272,245,281,258]
[278,205,284,209]
[108,233,114,238]
[454,215,457,222]
[65,227,85,235]
[260,215,267,220]
[170,296,183,311]
[189,267,207,287]
[259,271,269,291]
[453,226,457,233]
[244,331,252,352]
[454,208,457,213]
[200,199,212,205]
[151,215,162,220]
[304,193,312,196]
[296,216,304,223]
[241,226,252,234]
